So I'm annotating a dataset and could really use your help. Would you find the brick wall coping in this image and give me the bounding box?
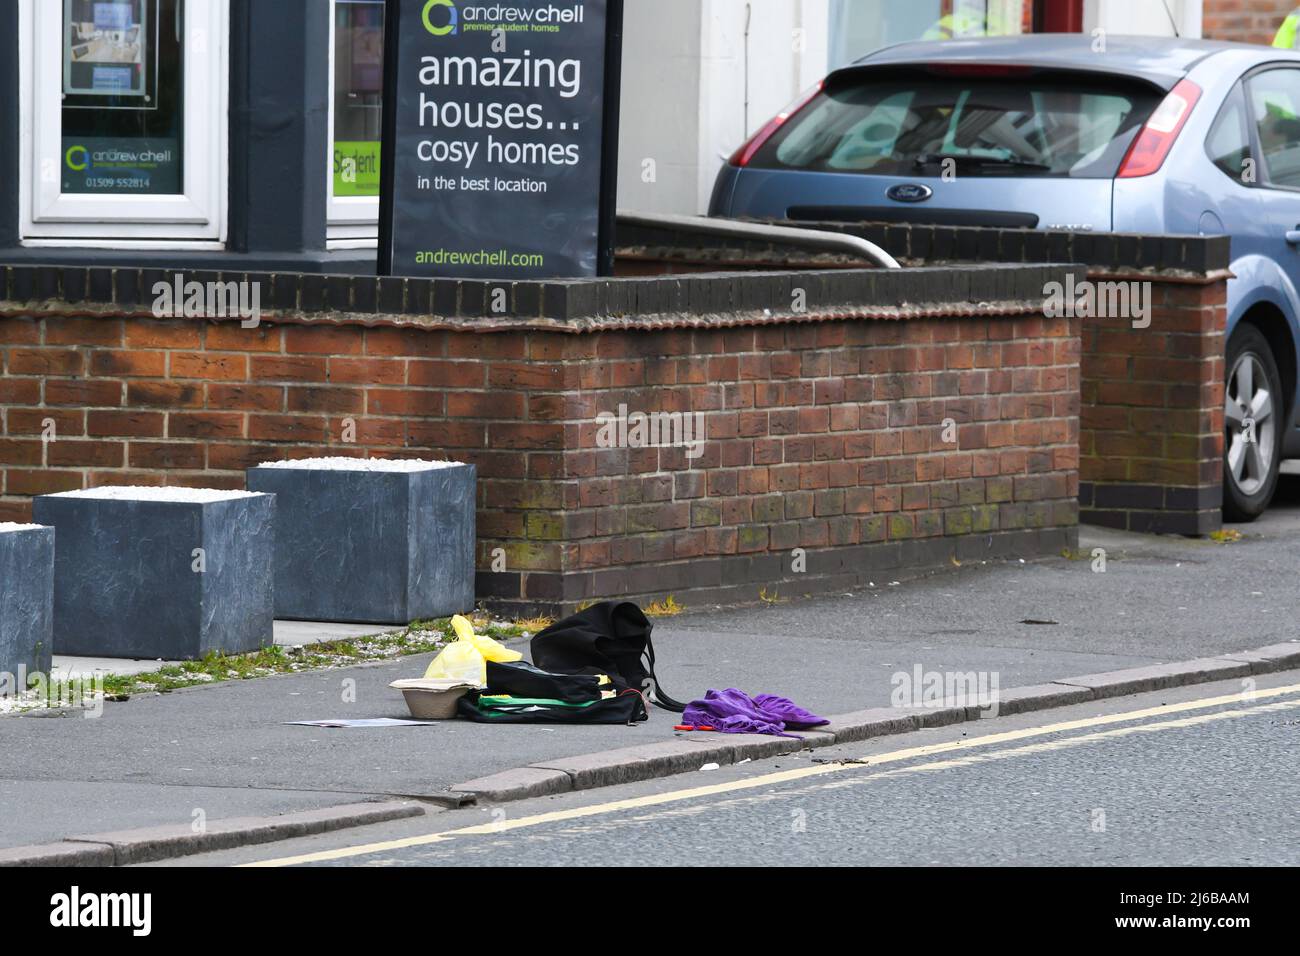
[0,262,1073,335]
[788,220,1232,277]
[617,219,1232,283]
[619,244,1234,288]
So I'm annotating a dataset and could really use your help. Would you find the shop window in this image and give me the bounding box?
[329,0,385,242]
[19,0,228,243]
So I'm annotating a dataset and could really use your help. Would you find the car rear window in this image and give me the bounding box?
[749,70,1163,179]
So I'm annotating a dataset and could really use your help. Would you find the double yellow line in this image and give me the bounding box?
[243,681,1300,867]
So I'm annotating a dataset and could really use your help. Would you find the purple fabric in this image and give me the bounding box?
[681,689,828,738]
[752,693,830,730]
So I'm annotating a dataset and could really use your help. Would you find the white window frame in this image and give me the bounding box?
[18,0,229,243]
[328,0,381,245]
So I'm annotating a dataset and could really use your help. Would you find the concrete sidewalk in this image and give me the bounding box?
[4,472,1300,851]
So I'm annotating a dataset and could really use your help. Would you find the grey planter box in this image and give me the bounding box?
[32,488,276,660]
[247,459,476,624]
[0,524,54,683]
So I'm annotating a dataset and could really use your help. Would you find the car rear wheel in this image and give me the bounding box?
[1223,325,1283,522]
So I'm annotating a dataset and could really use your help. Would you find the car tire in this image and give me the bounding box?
[1223,325,1283,522]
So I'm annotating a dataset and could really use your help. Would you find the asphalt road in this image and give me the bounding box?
[183,673,1300,868]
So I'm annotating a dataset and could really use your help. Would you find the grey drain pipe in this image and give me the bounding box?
[617,210,902,270]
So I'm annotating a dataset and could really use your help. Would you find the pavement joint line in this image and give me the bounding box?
[450,645,1300,803]
[245,684,1300,868]
[0,800,426,868]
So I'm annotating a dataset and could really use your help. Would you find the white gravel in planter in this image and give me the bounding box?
[255,457,464,472]
[0,523,45,533]
[44,487,267,503]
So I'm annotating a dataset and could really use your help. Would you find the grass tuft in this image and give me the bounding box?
[644,595,684,617]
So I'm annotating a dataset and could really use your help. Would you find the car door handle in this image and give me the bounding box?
[1288,229,1300,245]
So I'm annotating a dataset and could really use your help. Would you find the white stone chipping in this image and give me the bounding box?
[0,523,45,533]
[255,457,463,472]
[44,487,267,503]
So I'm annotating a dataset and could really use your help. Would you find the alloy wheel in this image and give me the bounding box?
[1225,351,1276,497]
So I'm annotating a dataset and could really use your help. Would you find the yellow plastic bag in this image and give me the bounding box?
[423,637,485,686]
[453,614,522,664]
[423,616,521,685]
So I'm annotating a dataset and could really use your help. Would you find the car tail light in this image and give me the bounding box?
[729,81,824,167]
[1117,79,1202,178]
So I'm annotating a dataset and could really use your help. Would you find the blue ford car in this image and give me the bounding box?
[711,35,1300,520]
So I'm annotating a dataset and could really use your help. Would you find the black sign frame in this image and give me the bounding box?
[377,0,624,280]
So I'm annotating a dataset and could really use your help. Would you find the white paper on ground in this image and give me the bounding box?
[285,718,440,728]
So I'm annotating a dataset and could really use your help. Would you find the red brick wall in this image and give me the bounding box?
[0,312,1076,613]
[1202,0,1294,45]
[0,310,1079,612]
[636,221,1234,537]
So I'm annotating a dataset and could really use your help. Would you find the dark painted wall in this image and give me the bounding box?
[0,0,19,249]
[229,0,331,255]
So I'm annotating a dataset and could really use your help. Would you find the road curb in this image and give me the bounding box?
[0,800,426,868]
[1051,657,1253,698]
[450,641,1300,803]
[0,841,116,868]
[1219,641,1300,674]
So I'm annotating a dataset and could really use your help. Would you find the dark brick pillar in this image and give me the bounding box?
[1078,276,1227,535]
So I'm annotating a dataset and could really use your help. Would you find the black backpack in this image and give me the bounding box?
[531,602,689,712]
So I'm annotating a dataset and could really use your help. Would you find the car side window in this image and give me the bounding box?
[1206,85,1252,184]
[1248,68,1300,189]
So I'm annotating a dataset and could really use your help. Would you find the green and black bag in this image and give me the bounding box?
[456,661,649,725]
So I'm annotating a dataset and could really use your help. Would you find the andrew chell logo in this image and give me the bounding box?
[423,0,459,35]
[426,1,587,35]
[50,887,151,937]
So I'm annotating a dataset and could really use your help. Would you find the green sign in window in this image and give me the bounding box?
[333,141,382,197]
[333,0,384,200]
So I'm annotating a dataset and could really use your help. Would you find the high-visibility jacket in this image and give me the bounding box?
[1274,9,1300,49]
[923,6,1012,40]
